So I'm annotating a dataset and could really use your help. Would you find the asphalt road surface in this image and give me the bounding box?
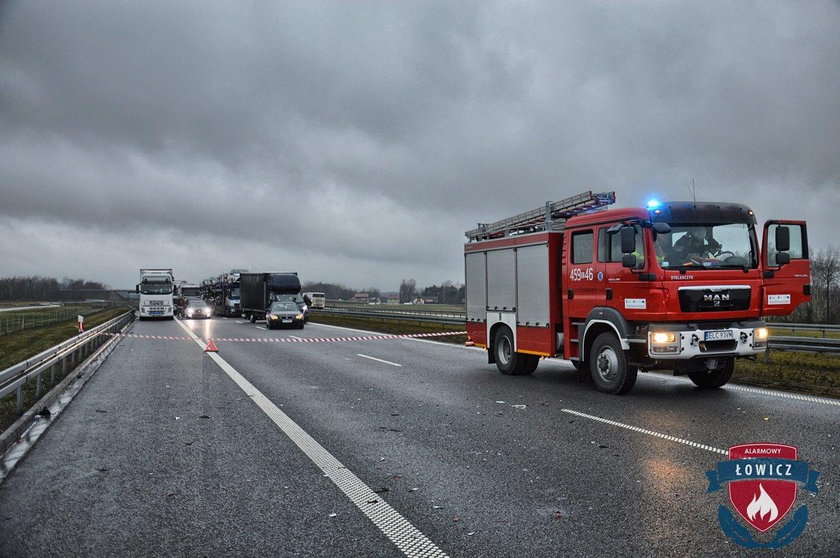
[0,316,837,557]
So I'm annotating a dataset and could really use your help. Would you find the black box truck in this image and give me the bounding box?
[239,272,302,323]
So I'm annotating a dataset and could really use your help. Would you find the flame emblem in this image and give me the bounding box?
[746,484,779,523]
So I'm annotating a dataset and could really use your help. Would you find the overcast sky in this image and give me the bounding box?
[1,1,839,291]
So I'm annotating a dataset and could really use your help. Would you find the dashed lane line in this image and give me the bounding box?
[357,354,403,367]
[175,319,448,558]
[561,408,727,455]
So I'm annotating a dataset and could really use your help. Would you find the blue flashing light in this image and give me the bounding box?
[646,199,662,210]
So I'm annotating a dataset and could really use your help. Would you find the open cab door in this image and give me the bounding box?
[761,220,811,316]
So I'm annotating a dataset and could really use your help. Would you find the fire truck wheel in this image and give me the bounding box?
[590,333,637,395]
[688,358,734,388]
[520,355,539,375]
[493,327,527,375]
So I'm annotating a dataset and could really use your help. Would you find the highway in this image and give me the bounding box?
[0,316,838,557]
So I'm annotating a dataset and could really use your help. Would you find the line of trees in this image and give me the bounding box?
[302,279,465,304]
[0,276,110,301]
[785,246,840,324]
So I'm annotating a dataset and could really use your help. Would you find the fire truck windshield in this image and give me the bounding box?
[656,222,756,269]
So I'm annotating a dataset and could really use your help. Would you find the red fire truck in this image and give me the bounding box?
[464,191,810,394]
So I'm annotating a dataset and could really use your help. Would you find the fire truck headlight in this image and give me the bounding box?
[650,331,679,354]
[753,327,769,349]
[652,332,676,344]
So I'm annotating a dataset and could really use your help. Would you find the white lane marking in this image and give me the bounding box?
[235,321,245,324]
[724,384,840,407]
[175,320,447,558]
[357,354,402,367]
[289,335,303,340]
[255,326,267,331]
[561,408,727,455]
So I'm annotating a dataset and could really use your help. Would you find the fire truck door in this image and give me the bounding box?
[599,224,649,314]
[761,220,811,316]
[566,229,598,318]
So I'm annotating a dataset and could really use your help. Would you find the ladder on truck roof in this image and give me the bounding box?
[465,190,615,241]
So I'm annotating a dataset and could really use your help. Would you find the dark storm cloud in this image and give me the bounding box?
[1,1,839,288]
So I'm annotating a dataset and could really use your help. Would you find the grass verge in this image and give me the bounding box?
[309,313,467,344]
[0,307,132,433]
[734,352,840,399]
[311,314,840,400]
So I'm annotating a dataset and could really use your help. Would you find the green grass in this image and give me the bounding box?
[327,302,465,314]
[734,351,840,398]
[0,303,110,336]
[0,307,132,433]
[309,313,467,344]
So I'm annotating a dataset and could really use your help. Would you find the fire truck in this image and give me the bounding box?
[464,191,810,394]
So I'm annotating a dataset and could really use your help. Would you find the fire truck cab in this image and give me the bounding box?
[465,192,810,395]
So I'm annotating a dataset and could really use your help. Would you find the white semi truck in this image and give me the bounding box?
[136,268,175,320]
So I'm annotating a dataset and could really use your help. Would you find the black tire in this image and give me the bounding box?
[298,323,304,330]
[688,358,734,388]
[589,332,637,395]
[520,355,540,375]
[249,313,256,324]
[493,327,528,375]
[571,360,591,382]
[266,321,273,330]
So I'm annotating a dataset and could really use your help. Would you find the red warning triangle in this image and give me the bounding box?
[205,339,219,352]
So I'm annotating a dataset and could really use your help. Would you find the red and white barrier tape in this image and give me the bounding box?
[99,331,466,344]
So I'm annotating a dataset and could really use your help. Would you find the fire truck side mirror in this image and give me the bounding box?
[620,226,636,254]
[776,252,790,266]
[135,284,140,294]
[775,225,790,252]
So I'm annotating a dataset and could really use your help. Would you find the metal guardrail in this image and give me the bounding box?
[313,308,465,326]
[768,336,840,354]
[768,323,840,336]
[0,310,135,412]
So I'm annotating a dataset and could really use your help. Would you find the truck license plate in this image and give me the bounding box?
[704,330,734,341]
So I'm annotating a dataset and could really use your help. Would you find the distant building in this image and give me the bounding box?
[353,293,370,303]
[384,294,400,304]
